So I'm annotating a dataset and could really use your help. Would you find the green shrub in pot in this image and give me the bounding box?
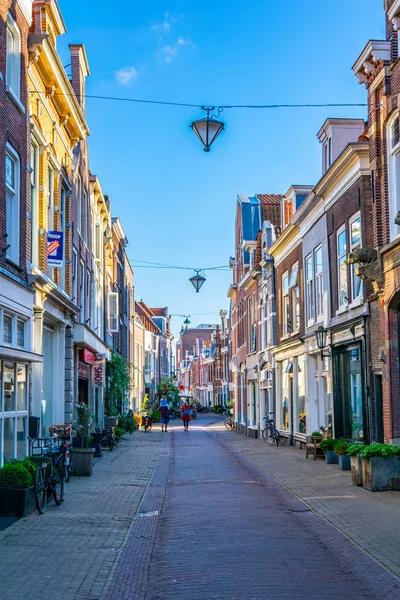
[333,440,348,455]
[320,438,337,452]
[359,443,400,459]
[0,463,33,489]
[346,443,364,457]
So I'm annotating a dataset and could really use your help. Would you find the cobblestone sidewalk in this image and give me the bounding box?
[211,422,400,582]
[0,429,164,600]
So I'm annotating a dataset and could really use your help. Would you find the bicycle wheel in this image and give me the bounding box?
[262,428,275,445]
[34,465,47,514]
[64,465,70,483]
[274,432,280,447]
[52,463,65,505]
[224,417,231,430]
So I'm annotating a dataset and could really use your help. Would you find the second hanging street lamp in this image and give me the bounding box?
[190,107,225,152]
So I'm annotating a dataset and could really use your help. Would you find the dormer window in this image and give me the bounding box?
[323,137,332,172]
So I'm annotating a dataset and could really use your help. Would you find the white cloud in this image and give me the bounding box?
[115,66,138,85]
[159,37,193,63]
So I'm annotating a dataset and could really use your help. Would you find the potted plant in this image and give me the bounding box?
[320,438,339,464]
[0,460,36,518]
[359,443,400,492]
[310,430,322,442]
[71,403,95,477]
[333,439,350,470]
[347,443,364,486]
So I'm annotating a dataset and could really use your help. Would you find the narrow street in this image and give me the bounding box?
[2,415,397,600]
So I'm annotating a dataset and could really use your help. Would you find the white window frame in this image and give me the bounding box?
[337,225,348,310]
[349,211,363,302]
[282,272,289,335]
[387,112,400,241]
[108,292,119,332]
[5,143,20,265]
[30,139,39,267]
[6,13,21,99]
[289,263,299,333]
[314,246,324,320]
[77,176,82,235]
[305,254,314,324]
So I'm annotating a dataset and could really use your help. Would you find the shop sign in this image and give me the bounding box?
[93,353,105,388]
[82,349,94,365]
[78,361,90,379]
[47,231,63,267]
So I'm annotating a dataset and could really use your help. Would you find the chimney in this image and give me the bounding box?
[69,44,90,114]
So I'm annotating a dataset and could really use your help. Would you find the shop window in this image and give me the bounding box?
[16,416,26,459]
[350,213,362,301]
[281,359,289,430]
[297,355,306,434]
[16,365,27,411]
[337,226,348,308]
[3,418,15,462]
[3,314,12,344]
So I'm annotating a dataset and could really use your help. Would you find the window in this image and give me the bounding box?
[3,315,12,344]
[6,14,21,98]
[337,227,348,308]
[305,254,314,323]
[77,176,82,234]
[251,292,257,352]
[48,166,54,232]
[388,114,400,240]
[16,319,24,347]
[83,192,88,243]
[350,213,362,301]
[60,186,66,290]
[31,141,39,266]
[72,249,78,301]
[95,221,101,260]
[5,145,20,264]
[289,263,299,332]
[247,297,252,349]
[282,272,290,335]
[79,260,84,322]
[108,292,119,332]
[314,246,323,318]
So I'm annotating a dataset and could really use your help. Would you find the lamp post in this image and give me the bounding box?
[190,107,225,152]
[316,325,330,360]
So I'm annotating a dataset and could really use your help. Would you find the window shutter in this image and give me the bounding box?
[108,292,119,332]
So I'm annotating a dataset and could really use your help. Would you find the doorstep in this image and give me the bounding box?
[247,426,259,439]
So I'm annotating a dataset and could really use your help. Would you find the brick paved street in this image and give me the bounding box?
[1,416,400,599]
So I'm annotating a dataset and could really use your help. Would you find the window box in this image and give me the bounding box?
[0,485,35,518]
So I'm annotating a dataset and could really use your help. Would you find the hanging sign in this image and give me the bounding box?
[93,353,106,388]
[47,231,64,267]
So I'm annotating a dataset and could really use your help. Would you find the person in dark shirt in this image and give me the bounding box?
[159,398,170,433]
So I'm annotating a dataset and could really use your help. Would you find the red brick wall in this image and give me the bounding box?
[0,2,31,281]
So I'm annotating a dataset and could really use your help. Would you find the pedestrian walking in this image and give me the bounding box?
[159,398,170,433]
[181,401,191,431]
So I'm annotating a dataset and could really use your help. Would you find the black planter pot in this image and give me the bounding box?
[0,486,36,518]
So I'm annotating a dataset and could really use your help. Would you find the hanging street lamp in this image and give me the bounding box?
[190,270,206,292]
[183,317,191,325]
[190,106,224,152]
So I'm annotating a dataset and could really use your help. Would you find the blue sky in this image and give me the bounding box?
[58,0,385,339]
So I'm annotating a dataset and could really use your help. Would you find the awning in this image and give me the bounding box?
[0,345,43,363]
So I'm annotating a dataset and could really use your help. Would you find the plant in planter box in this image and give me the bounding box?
[73,402,94,449]
[0,461,36,518]
[346,443,364,486]
[333,440,351,471]
[320,438,339,464]
[358,444,400,491]
[71,403,95,477]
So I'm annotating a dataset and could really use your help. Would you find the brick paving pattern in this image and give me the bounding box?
[211,422,400,583]
[1,416,400,599]
[0,430,163,600]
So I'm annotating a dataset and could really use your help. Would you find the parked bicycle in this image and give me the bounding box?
[49,425,71,482]
[28,437,65,514]
[262,414,281,446]
[100,426,118,451]
[224,411,235,431]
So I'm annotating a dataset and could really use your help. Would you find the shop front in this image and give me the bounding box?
[0,275,42,466]
[331,322,368,443]
[275,343,307,446]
